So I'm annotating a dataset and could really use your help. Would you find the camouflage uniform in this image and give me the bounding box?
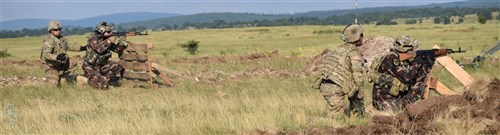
[82,22,128,90]
[370,52,418,111]
[370,36,425,111]
[314,24,365,117]
[41,20,83,85]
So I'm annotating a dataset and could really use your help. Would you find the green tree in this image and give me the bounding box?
[434,17,441,24]
[405,19,417,24]
[443,16,451,24]
[478,15,487,24]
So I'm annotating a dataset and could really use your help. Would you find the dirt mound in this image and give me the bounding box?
[187,67,304,84]
[0,76,50,87]
[303,49,331,74]
[0,59,41,66]
[172,50,279,64]
[281,78,500,134]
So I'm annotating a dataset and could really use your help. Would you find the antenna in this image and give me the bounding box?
[355,0,358,24]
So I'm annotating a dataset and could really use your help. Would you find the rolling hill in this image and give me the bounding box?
[1,12,181,30]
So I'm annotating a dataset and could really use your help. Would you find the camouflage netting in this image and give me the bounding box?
[305,35,394,74]
[358,35,395,68]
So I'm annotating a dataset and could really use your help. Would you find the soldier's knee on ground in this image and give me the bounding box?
[88,75,110,90]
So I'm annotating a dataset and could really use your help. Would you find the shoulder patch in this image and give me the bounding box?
[393,58,400,66]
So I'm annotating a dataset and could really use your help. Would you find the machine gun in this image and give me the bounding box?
[460,42,500,68]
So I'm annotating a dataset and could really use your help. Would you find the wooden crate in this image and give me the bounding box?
[120,43,156,89]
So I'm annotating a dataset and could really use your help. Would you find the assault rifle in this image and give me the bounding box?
[111,31,135,37]
[399,48,466,63]
[111,31,148,37]
[399,48,466,76]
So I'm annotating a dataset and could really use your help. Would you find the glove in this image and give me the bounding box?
[56,53,68,62]
[80,46,87,51]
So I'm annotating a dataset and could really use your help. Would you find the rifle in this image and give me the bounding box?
[399,48,466,62]
[110,31,135,37]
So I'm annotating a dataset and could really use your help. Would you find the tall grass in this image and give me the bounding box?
[1,22,499,134]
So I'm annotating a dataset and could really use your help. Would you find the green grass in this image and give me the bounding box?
[1,21,500,134]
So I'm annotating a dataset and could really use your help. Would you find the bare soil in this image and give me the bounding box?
[277,78,500,135]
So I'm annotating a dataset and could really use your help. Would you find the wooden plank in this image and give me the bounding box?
[122,79,152,88]
[126,43,149,52]
[433,80,454,95]
[147,43,153,49]
[123,71,151,81]
[422,74,433,99]
[121,61,149,71]
[121,53,149,61]
[151,63,199,82]
[152,68,176,87]
[433,45,474,86]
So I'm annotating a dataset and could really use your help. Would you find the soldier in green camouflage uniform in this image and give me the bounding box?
[370,36,425,111]
[82,22,128,90]
[313,24,366,117]
[41,20,84,86]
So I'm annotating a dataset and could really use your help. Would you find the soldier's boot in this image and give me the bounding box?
[108,76,121,87]
[76,75,88,87]
[326,104,344,119]
[352,99,365,118]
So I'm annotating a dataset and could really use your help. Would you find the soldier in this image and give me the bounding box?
[41,20,84,86]
[313,23,365,118]
[82,22,128,90]
[369,35,424,111]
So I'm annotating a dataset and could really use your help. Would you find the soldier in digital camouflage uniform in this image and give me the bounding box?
[41,20,84,86]
[370,36,426,111]
[313,24,366,118]
[82,22,128,90]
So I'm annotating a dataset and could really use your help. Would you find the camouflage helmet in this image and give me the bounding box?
[95,22,114,33]
[47,20,63,32]
[341,23,363,43]
[394,35,419,53]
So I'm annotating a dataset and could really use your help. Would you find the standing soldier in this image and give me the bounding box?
[82,22,128,90]
[313,23,366,118]
[369,36,424,111]
[41,20,84,86]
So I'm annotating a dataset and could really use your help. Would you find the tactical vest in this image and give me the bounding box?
[370,52,409,96]
[320,44,358,88]
[41,34,68,66]
[84,36,112,66]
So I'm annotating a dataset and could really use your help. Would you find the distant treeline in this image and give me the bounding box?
[1,7,498,38]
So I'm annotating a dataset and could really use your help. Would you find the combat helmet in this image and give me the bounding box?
[394,35,419,53]
[341,23,363,43]
[95,22,114,33]
[47,20,63,32]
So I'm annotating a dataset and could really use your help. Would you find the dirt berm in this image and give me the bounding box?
[280,78,500,135]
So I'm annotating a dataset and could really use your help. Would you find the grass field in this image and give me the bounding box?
[1,21,499,134]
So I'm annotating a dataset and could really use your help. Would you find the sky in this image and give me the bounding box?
[1,0,466,21]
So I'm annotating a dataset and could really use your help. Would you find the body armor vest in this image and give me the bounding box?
[41,34,68,66]
[321,44,358,87]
